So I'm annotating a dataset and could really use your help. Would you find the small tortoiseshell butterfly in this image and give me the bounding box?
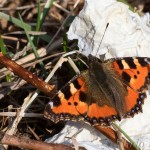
[44,54,150,126]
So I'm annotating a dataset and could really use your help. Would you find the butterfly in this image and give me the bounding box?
[44,54,150,126]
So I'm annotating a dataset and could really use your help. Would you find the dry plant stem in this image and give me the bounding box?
[67,57,80,74]
[0,132,75,150]
[28,126,40,140]
[1,54,70,140]
[53,1,70,13]
[112,124,125,150]
[0,112,43,117]
[0,52,54,96]
[46,0,80,49]
[95,126,136,150]
[1,35,27,43]
[0,38,62,76]
[5,93,33,135]
[0,3,45,11]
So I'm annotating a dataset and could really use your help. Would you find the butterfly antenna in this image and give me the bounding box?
[95,23,109,57]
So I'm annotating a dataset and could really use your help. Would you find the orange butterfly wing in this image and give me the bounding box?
[112,57,150,92]
[112,57,150,115]
[44,76,118,125]
[44,57,150,126]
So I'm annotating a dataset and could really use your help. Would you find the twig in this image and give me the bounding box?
[46,0,80,49]
[0,52,54,96]
[0,112,43,117]
[0,132,75,150]
[0,38,63,78]
[1,35,27,43]
[53,2,70,14]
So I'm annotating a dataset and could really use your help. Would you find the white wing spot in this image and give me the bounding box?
[49,102,54,108]
[70,83,77,95]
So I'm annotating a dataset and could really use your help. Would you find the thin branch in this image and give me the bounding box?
[0,112,43,117]
[0,132,75,150]
[0,52,54,96]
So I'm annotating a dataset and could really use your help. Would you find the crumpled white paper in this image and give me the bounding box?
[67,0,150,59]
[46,0,150,149]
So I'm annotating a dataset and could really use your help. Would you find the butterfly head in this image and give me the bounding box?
[88,54,102,63]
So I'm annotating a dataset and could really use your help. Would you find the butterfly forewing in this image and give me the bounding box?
[112,57,150,92]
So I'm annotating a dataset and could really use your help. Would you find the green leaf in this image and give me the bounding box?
[19,14,47,75]
[0,12,31,31]
[113,123,141,150]
[0,35,7,54]
[63,33,69,52]
[117,0,134,11]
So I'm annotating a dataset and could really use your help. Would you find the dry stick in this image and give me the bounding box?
[46,0,80,49]
[0,52,54,96]
[1,35,27,43]
[0,132,75,150]
[0,112,43,117]
[53,1,70,13]
[0,38,62,76]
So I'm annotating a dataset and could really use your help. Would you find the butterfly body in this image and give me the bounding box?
[44,55,150,126]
